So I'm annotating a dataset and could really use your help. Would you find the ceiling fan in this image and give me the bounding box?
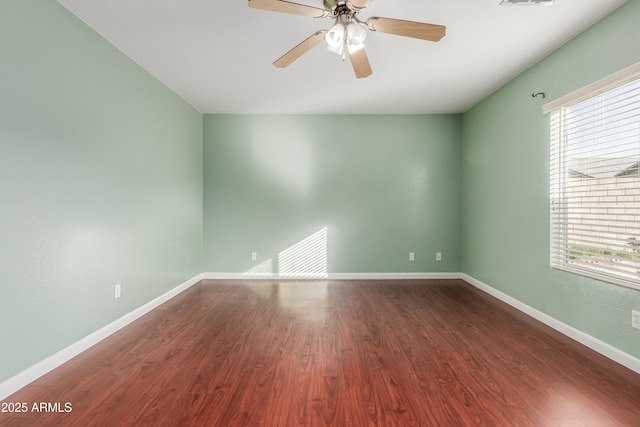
[248,0,446,79]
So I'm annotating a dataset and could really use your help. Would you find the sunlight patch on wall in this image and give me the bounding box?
[245,258,274,277]
[278,227,328,278]
[243,227,328,278]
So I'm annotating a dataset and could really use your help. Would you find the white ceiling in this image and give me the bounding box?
[57,0,627,114]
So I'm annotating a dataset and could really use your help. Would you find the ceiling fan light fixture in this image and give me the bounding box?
[325,23,346,48]
[346,21,367,45]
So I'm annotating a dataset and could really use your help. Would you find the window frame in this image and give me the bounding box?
[544,62,640,290]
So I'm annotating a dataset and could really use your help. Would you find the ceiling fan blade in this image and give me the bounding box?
[366,17,446,42]
[347,47,373,79]
[273,30,328,68]
[347,0,373,10]
[249,0,329,18]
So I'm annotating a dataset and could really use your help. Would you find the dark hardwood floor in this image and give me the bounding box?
[2,279,640,426]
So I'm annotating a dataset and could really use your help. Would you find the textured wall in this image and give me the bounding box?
[203,114,462,275]
[461,0,640,358]
[0,1,203,382]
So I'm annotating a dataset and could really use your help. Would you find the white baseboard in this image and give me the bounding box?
[461,273,640,375]
[202,272,463,281]
[0,274,204,401]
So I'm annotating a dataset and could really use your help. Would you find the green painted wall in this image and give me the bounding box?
[203,115,461,275]
[461,0,640,358]
[0,1,203,382]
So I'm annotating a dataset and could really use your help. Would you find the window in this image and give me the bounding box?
[545,63,640,289]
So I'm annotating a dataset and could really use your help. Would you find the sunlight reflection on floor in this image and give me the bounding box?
[539,382,620,427]
[243,281,330,323]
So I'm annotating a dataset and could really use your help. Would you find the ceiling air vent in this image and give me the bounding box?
[499,0,555,5]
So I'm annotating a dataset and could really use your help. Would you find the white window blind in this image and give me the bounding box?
[548,67,640,289]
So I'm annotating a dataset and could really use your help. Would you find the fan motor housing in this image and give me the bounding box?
[323,0,339,9]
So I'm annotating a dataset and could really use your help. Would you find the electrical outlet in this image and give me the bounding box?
[409,252,415,261]
[632,310,640,330]
[114,284,121,299]
[436,252,442,261]
[251,252,257,261]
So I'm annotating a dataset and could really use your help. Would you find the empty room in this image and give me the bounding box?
[2,0,640,425]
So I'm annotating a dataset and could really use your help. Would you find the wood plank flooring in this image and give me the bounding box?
[2,279,640,426]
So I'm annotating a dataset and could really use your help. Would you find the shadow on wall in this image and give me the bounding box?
[244,227,328,278]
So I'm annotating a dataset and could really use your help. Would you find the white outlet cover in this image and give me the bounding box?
[409,252,415,261]
[114,284,121,299]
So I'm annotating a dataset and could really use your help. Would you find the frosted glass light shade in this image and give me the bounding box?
[347,22,367,45]
[326,24,345,48]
